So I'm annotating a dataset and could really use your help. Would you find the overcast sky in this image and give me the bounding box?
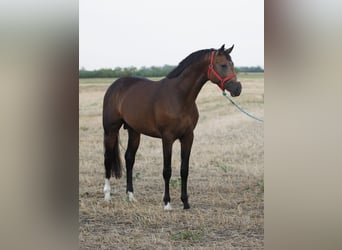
[79,0,264,70]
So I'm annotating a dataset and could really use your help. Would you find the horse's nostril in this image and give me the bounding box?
[235,87,241,96]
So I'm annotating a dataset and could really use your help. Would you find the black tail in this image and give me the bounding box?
[103,80,124,179]
[104,132,123,179]
[112,134,122,178]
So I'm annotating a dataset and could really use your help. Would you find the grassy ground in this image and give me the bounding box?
[79,74,264,249]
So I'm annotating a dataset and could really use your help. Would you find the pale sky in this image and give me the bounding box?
[79,0,264,70]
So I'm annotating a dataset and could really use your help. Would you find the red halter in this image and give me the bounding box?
[207,51,236,90]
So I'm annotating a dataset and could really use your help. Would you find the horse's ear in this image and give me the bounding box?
[218,44,225,53]
[225,44,234,54]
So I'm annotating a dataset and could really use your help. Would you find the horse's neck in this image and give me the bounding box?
[175,62,209,104]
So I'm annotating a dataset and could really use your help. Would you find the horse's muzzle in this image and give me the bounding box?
[224,80,242,97]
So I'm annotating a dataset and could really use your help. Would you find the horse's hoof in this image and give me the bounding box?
[127,191,137,202]
[104,193,111,202]
[183,203,190,209]
[104,178,111,202]
[164,202,172,211]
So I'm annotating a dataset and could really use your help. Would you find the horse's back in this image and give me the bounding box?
[105,76,150,94]
[104,76,157,103]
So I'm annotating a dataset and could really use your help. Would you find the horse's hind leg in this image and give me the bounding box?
[125,127,140,202]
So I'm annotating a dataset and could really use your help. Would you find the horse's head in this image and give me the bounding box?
[207,44,242,97]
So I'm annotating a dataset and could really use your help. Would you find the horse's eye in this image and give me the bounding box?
[221,64,227,68]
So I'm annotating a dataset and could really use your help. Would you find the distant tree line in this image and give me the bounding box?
[79,65,263,78]
[237,66,264,73]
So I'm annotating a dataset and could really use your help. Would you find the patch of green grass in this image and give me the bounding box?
[171,229,205,241]
[133,172,141,181]
[170,177,181,188]
[215,163,234,173]
[258,177,264,192]
[80,126,88,131]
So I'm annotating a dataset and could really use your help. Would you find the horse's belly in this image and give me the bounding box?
[141,130,162,138]
[124,116,162,138]
[134,126,162,138]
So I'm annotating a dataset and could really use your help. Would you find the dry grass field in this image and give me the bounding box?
[79,74,264,249]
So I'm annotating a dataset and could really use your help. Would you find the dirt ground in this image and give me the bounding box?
[79,74,264,249]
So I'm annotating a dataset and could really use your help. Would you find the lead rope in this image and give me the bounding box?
[222,91,264,123]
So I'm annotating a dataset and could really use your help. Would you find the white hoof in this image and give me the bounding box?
[103,178,111,202]
[164,202,172,211]
[104,192,111,202]
[127,191,137,202]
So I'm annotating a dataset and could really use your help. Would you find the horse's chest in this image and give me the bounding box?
[172,110,198,131]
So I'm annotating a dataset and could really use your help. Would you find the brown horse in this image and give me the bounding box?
[102,44,241,210]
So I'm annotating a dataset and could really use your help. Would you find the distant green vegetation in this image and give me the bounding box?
[78,73,264,85]
[79,65,263,78]
[237,66,264,73]
[238,72,264,79]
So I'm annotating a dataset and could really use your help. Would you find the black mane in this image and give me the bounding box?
[166,49,214,79]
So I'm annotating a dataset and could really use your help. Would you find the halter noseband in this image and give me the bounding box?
[207,51,236,90]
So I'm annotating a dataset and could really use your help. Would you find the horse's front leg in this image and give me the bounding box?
[162,137,174,210]
[180,132,193,209]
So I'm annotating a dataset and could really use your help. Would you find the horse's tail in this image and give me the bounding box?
[103,81,123,179]
[104,130,123,179]
[112,133,122,178]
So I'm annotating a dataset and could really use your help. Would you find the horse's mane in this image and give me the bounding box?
[166,49,215,79]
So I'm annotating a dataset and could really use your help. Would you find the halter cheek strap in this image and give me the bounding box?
[207,51,236,90]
